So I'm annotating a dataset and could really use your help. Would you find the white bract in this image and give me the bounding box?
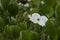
[24,3,29,7]
[18,2,22,5]
[28,13,41,23]
[28,0,31,2]
[28,13,48,27]
[18,2,23,6]
[30,8,33,11]
[37,16,48,26]
[23,12,27,16]
[11,17,16,21]
[41,1,45,4]
[24,12,27,15]
[18,2,29,7]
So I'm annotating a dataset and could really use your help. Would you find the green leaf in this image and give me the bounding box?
[19,23,27,31]
[0,17,5,33]
[39,4,53,18]
[56,5,60,25]
[30,0,39,8]
[0,33,2,40]
[46,20,58,40]
[0,7,4,16]
[1,0,10,10]
[4,25,20,38]
[19,31,39,40]
[57,26,60,34]
[56,26,60,40]
[8,3,18,17]
[22,31,32,40]
[46,20,57,37]
[31,31,40,40]
[32,24,41,33]
[44,0,57,6]
[0,17,5,27]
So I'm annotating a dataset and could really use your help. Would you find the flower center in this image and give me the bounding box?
[37,18,40,21]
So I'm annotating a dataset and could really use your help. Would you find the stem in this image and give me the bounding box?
[36,0,41,13]
[40,27,46,40]
[0,33,2,40]
[1,31,6,40]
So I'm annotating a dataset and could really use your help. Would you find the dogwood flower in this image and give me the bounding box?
[28,13,48,27]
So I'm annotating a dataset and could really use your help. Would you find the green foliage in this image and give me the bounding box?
[19,23,27,31]
[32,24,41,33]
[46,20,57,37]
[57,26,60,40]
[39,4,53,18]
[8,3,18,17]
[0,17,5,32]
[57,26,60,34]
[4,25,20,38]
[29,0,38,8]
[44,0,57,6]
[56,5,60,25]
[19,31,39,40]
[0,0,60,40]
[0,33,2,40]
[1,0,10,10]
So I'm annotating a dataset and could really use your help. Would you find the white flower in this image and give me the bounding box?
[28,13,48,27]
[28,13,41,23]
[23,12,27,16]
[38,16,48,26]
[11,17,16,21]
[30,8,33,11]
[28,0,31,2]
[24,3,29,7]
[24,12,27,15]
[18,2,29,7]
[18,2,23,6]
[41,1,45,4]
